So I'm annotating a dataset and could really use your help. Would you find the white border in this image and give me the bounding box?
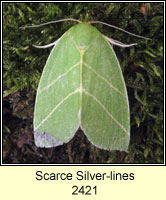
[1,1,165,166]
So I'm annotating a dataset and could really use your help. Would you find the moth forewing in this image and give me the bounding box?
[33,23,130,151]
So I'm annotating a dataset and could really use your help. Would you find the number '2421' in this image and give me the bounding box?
[72,185,97,195]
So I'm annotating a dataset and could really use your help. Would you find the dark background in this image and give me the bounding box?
[3,2,163,164]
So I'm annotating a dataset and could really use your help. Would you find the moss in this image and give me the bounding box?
[3,2,163,163]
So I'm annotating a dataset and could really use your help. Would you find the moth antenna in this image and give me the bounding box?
[20,18,81,29]
[89,20,151,40]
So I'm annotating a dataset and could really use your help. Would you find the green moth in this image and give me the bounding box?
[31,19,149,151]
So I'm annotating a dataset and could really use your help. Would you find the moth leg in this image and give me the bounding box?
[33,38,60,49]
[104,35,137,48]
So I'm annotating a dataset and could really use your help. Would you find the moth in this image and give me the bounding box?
[22,19,150,151]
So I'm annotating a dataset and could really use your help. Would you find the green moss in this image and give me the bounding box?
[3,2,163,163]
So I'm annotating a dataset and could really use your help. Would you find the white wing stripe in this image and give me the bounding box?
[38,62,80,94]
[83,89,129,135]
[84,62,125,97]
[34,88,80,130]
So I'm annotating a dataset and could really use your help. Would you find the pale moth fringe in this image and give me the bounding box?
[20,18,151,48]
